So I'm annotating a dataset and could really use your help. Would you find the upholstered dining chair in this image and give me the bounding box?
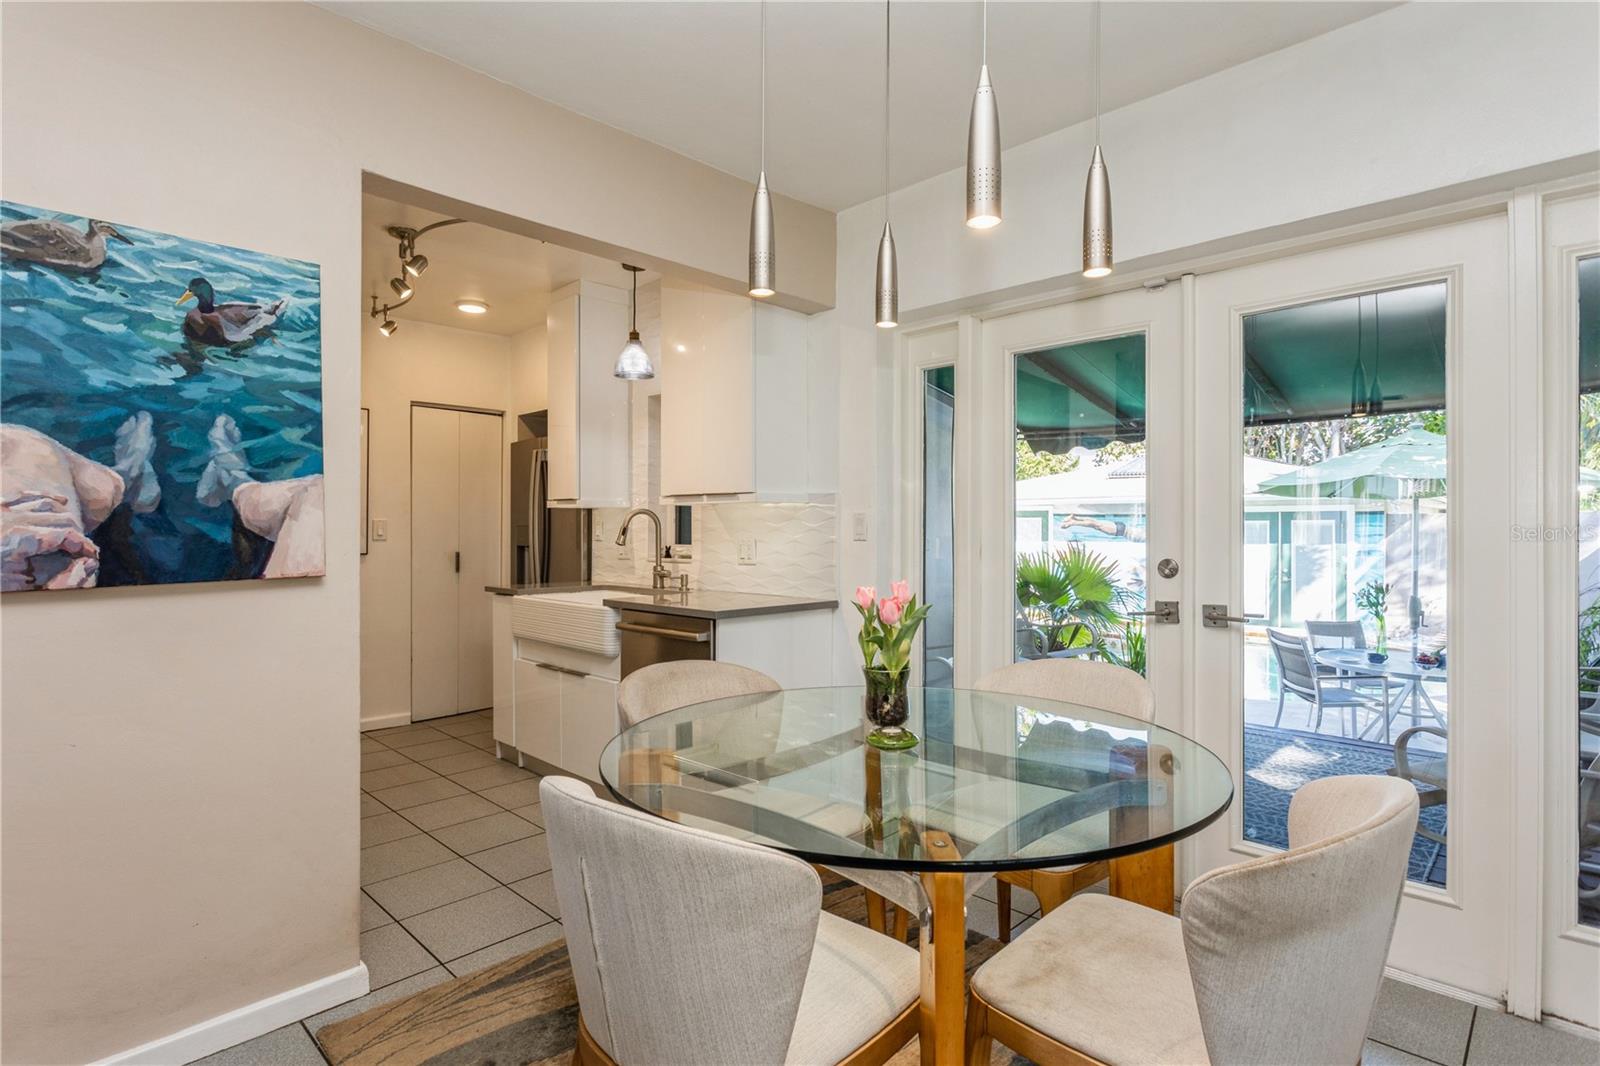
[974,657,1155,940]
[616,659,781,729]
[541,775,921,1066]
[965,775,1419,1066]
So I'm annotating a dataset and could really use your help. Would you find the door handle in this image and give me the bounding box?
[454,551,461,573]
[1202,604,1264,629]
[1129,600,1179,624]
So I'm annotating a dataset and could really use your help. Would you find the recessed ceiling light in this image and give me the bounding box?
[674,343,688,353]
[456,300,489,315]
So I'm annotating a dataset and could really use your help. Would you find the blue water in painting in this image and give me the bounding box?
[0,200,322,586]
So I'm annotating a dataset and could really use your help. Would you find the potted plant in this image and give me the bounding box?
[1356,580,1391,661]
[852,580,932,750]
[1014,545,1129,659]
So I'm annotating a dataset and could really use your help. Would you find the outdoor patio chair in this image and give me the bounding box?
[1267,627,1390,737]
[1388,725,1448,844]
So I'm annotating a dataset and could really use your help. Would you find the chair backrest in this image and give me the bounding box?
[1267,627,1318,698]
[1306,619,1367,651]
[541,775,822,1065]
[615,660,781,728]
[1180,775,1419,1066]
[974,657,1154,722]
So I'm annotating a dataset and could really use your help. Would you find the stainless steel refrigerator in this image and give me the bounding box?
[510,440,591,586]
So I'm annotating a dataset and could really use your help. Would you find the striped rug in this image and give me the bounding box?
[315,877,1027,1065]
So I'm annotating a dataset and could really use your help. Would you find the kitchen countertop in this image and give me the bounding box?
[485,583,837,620]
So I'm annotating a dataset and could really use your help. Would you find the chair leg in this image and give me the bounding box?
[995,879,1013,943]
[1033,875,1072,917]
[866,890,887,934]
[893,902,910,942]
[1274,689,1286,728]
[964,990,993,1066]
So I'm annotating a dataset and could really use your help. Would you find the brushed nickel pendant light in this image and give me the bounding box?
[875,0,898,329]
[613,264,653,380]
[1349,294,1371,419]
[1081,1,1113,278]
[748,0,776,298]
[966,0,1002,229]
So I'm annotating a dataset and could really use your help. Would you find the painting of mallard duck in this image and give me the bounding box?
[0,216,133,272]
[177,277,288,347]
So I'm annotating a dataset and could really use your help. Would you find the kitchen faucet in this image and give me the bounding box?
[615,508,674,590]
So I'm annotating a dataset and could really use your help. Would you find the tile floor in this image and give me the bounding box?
[196,707,1598,1064]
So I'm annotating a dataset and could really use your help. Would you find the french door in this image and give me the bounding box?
[1187,213,1514,998]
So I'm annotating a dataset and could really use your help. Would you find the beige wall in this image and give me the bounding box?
[510,321,550,424]
[0,3,834,1061]
[361,318,517,728]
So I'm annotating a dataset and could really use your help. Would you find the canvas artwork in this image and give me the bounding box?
[0,200,324,592]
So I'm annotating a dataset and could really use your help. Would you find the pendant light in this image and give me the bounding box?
[875,0,898,329]
[1349,294,1371,419]
[748,0,776,297]
[1367,292,1385,416]
[1081,1,1113,278]
[613,264,653,380]
[965,0,1002,229]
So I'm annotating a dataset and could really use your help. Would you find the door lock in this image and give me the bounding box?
[1156,558,1179,579]
[1131,600,1180,624]
[1202,604,1264,629]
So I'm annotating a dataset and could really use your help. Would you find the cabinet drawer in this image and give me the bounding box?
[513,659,562,767]
[560,672,620,782]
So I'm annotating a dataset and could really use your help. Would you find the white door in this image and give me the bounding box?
[1187,213,1514,998]
[411,405,503,722]
[977,283,1186,723]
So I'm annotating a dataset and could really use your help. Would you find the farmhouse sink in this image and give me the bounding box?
[510,591,623,657]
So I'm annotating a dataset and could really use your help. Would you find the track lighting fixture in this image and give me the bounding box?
[368,218,464,337]
[404,253,429,278]
[390,277,412,300]
[614,264,654,380]
[379,318,398,337]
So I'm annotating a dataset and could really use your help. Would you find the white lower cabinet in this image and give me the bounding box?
[512,656,562,768]
[559,671,622,782]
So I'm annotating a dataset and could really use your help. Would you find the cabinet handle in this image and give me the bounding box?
[536,662,588,677]
[615,621,711,643]
[454,551,461,573]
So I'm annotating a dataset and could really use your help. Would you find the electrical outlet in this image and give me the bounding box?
[371,519,387,542]
[737,536,757,565]
[851,512,869,542]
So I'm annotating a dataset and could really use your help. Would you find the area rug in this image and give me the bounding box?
[314,876,1027,1066]
[1243,725,1448,885]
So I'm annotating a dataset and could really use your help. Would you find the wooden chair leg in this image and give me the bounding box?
[866,889,888,933]
[893,901,911,942]
[964,990,993,1066]
[995,879,1013,943]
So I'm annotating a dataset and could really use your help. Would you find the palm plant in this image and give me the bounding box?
[1015,545,1130,657]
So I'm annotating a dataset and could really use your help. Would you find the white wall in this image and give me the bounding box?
[361,318,516,728]
[0,3,833,1062]
[510,318,549,421]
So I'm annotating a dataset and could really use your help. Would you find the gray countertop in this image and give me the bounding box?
[485,582,837,620]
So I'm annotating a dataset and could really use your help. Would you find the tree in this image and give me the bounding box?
[1016,436,1077,479]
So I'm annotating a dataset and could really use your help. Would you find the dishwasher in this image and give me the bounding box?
[616,609,714,678]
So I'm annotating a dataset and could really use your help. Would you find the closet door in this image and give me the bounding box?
[411,405,462,721]
[457,411,502,713]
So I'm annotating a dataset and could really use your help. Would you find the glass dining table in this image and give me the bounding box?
[598,684,1234,1065]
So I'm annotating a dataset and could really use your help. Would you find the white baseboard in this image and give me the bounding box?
[1542,1014,1600,1040]
[94,963,369,1065]
[360,711,411,731]
[1382,965,1504,1012]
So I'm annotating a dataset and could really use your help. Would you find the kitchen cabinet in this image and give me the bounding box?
[512,655,563,768]
[659,286,827,500]
[508,637,620,780]
[547,279,632,506]
[559,671,622,782]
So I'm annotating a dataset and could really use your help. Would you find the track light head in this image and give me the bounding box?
[404,253,429,277]
[379,318,398,337]
[390,277,413,299]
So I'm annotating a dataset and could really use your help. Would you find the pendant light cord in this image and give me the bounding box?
[883,0,891,220]
[631,268,638,332]
[760,0,767,174]
[982,0,987,64]
[1092,1,1102,144]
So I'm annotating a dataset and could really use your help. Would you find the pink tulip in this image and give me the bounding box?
[854,585,877,610]
[878,597,904,626]
[890,579,911,605]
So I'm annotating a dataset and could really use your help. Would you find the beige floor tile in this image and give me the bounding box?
[1364,1040,1444,1065]
[419,750,501,776]
[371,777,469,810]
[508,802,544,828]
[449,761,537,792]
[365,858,500,919]
[304,966,452,1033]
[444,920,564,978]
[507,870,559,919]
[360,736,388,754]
[360,794,389,818]
[360,834,455,885]
[360,748,414,772]
[434,714,496,738]
[462,732,499,752]
[360,891,393,932]
[467,834,552,883]
[1465,1009,1599,1065]
[401,738,476,762]
[192,1023,324,1066]
[377,727,454,750]
[401,887,549,962]
[478,779,543,810]
[400,793,501,831]
[1368,978,1475,1066]
[359,923,438,988]
[359,763,436,792]
[430,811,542,855]
[360,811,422,848]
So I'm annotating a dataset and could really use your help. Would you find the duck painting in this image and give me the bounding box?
[176,277,287,347]
[0,217,133,272]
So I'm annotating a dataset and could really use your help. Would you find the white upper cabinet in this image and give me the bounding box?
[660,286,830,500]
[547,280,631,506]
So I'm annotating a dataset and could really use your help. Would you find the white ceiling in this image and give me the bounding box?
[363,194,655,334]
[325,1,1394,212]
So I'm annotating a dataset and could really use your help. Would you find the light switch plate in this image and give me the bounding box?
[371,519,387,542]
[851,512,869,542]
[737,536,757,565]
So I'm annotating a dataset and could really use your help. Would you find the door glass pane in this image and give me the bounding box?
[1013,333,1147,676]
[1241,281,1449,887]
[1576,253,1600,926]
[922,367,955,687]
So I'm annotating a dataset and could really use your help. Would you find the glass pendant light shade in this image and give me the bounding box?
[967,64,1002,228]
[1082,144,1113,278]
[875,221,898,328]
[1349,359,1370,418]
[614,331,653,380]
[749,171,776,297]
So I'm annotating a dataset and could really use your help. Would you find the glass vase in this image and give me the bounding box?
[863,666,917,750]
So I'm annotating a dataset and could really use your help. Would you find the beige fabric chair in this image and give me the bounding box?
[974,658,1156,938]
[966,774,1420,1066]
[542,776,920,1066]
[616,660,781,729]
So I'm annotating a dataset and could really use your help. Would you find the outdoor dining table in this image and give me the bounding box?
[1315,647,1448,738]
[597,684,1234,1065]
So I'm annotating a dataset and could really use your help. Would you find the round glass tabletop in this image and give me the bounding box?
[598,685,1234,874]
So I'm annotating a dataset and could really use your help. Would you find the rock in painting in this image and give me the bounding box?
[0,200,323,591]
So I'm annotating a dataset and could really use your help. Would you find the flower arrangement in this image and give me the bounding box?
[1356,579,1391,654]
[852,580,932,750]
